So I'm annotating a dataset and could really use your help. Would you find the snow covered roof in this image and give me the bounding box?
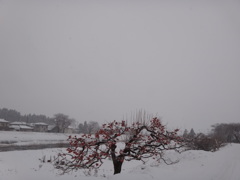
[67,126,75,129]
[9,125,20,130]
[34,122,48,126]
[48,125,56,131]
[0,119,9,123]
[20,125,33,129]
[10,122,27,125]
[9,125,33,130]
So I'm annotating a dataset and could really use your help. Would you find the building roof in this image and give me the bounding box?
[0,119,9,123]
[48,125,56,131]
[10,122,27,125]
[34,122,48,126]
[9,125,33,130]
[67,126,75,129]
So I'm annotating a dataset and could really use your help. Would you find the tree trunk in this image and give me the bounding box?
[113,158,123,174]
[233,132,240,143]
[110,143,124,175]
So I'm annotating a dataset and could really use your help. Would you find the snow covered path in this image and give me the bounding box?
[203,144,240,180]
[156,143,240,180]
[0,144,240,180]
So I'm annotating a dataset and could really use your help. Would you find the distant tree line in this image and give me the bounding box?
[183,128,196,139]
[78,121,100,134]
[183,123,240,152]
[0,108,55,125]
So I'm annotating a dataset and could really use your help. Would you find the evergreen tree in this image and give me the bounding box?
[183,129,188,138]
[189,128,196,138]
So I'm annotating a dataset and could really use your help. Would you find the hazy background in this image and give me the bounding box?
[0,0,240,132]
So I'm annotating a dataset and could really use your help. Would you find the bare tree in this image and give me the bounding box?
[211,123,240,143]
[78,121,100,134]
[54,113,72,133]
[55,118,183,175]
[87,121,100,134]
[233,131,240,143]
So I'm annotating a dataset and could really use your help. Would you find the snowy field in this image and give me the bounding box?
[0,131,71,146]
[0,142,240,180]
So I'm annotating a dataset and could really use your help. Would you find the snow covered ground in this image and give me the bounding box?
[0,142,240,180]
[0,131,71,146]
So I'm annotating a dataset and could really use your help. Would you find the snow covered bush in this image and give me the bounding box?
[55,118,183,175]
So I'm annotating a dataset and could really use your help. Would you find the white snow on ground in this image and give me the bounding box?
[0,143,240,180]
[0,131,72,146]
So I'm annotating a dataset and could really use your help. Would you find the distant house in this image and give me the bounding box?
[0,119,10,130]
[48,125,59,133]
[9,122,33,132]
[32,122,48,132]
[64,126,74,134]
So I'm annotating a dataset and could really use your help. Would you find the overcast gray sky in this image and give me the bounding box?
[0,0,240,132]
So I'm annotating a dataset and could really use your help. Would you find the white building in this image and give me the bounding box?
[0,119,9,130]
[32,122,48,132]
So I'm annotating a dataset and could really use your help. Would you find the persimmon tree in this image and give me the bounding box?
[55,118,183,175]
